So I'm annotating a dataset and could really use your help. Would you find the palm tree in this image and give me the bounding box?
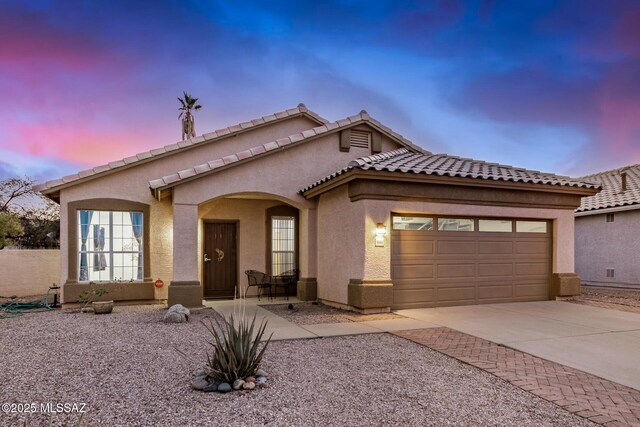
[178,92,202,140]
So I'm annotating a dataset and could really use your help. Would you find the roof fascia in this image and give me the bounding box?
[575,203,640,216]
[302,169,601,199]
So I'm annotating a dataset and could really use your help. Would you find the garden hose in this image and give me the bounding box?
[0,287,55,319]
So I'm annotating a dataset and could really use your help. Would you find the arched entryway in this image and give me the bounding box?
[198,194,302,299]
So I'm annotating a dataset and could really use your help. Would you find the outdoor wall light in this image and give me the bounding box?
[375,223,386,247]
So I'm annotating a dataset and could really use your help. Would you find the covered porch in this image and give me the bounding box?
[167,192,318,307]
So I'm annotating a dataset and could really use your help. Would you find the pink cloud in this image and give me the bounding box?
[6,121,173,167]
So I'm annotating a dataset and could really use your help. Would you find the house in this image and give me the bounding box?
[575,165,640,287]
[37,104,600,311]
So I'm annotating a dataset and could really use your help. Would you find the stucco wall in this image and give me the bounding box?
[56,115,321,300]
[575,209,640,286]
[317,186,366,304]
[316,188,577,307]
[172,132,400,207]
[0,250,60,297]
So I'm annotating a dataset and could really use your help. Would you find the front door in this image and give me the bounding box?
[203,222,237,299]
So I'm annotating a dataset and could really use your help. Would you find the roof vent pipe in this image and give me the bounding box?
[621,170,628,193]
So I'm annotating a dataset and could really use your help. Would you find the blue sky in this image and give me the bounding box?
[1,0,639,181]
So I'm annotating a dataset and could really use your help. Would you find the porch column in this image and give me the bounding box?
[168,203,203,307]
[297,207,318,301]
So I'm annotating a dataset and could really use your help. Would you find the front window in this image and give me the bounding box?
[78,210,143,282]
[271,216,295,276]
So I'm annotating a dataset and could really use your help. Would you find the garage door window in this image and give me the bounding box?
[438,218,474,232]
[516,221,547,233]
[478,219,512,232]
[392,216,433,231]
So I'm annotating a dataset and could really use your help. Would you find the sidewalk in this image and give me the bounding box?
[202,298,438,340]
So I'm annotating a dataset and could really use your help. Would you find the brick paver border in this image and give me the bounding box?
[393,327,640,426]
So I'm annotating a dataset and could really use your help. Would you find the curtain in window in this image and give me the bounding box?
[79,210,93,281]
[93,225,106,271]
[130,212,143,280]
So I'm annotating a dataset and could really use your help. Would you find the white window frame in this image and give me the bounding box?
[77,210,144,282]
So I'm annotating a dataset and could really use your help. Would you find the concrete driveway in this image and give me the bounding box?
[397,301,640,391]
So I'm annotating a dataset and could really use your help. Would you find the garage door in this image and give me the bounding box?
[391,215,551,309]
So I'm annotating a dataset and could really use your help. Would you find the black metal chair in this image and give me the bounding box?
[244,270,272,300]
[274,269,300,300]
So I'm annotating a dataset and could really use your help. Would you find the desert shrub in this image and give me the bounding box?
[204,313,272,384]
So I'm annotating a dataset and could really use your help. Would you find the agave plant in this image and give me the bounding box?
[204,313,272,384]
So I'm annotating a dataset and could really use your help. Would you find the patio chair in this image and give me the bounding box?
[274,269,299,300]
[244,270,273,300]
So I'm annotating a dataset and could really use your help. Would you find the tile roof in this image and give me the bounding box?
[148,111,426,193]
[301,149,600,194]
[36,104,328,194]
[575,164,640,213]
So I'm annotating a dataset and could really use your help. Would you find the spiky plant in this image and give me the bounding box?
[204,313,272,384]
[177,92,202,140]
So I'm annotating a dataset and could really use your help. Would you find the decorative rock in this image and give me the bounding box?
[191,378,208,390]
[163,304,190,323]
[255,369,268,377]
[193,368,207,378]
[217,382,232,393]
[244,376,256,383]
[203,382,220,392]
[256,376,267,385]
[242,381,256,390]
[232,379,245,390]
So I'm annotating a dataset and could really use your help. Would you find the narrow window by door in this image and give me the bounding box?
[271,216,295,276]
[266,205,298,277]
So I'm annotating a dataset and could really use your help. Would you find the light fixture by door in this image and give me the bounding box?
[375,223,386,247]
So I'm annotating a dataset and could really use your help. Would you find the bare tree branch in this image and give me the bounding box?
[0,177,37,212]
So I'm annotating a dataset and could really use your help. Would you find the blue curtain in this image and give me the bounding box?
[79,210,93,280]
[130,212,143,280]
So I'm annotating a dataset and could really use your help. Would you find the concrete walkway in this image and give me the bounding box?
[397,301,640,391]
[202,298,437,341]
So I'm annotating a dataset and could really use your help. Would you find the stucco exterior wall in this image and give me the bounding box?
[0,250,60,297]
[316,186,366,305]
[55,116,321,300]
[172,132,401,207]
[575,210,640,286]
[316,188,577,307]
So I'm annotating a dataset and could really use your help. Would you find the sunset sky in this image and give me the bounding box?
[1,0,639,182]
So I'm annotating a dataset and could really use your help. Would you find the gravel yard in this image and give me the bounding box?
[1,306,595,427]
[579,285,640,306]
[260,302,403,325]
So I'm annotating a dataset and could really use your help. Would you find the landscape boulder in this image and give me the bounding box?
[163,304,190,323]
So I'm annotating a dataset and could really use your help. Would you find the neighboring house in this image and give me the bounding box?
[37,104,599,311]
[575,165,640,287]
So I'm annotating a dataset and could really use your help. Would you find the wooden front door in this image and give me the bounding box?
[203,222,237,299]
